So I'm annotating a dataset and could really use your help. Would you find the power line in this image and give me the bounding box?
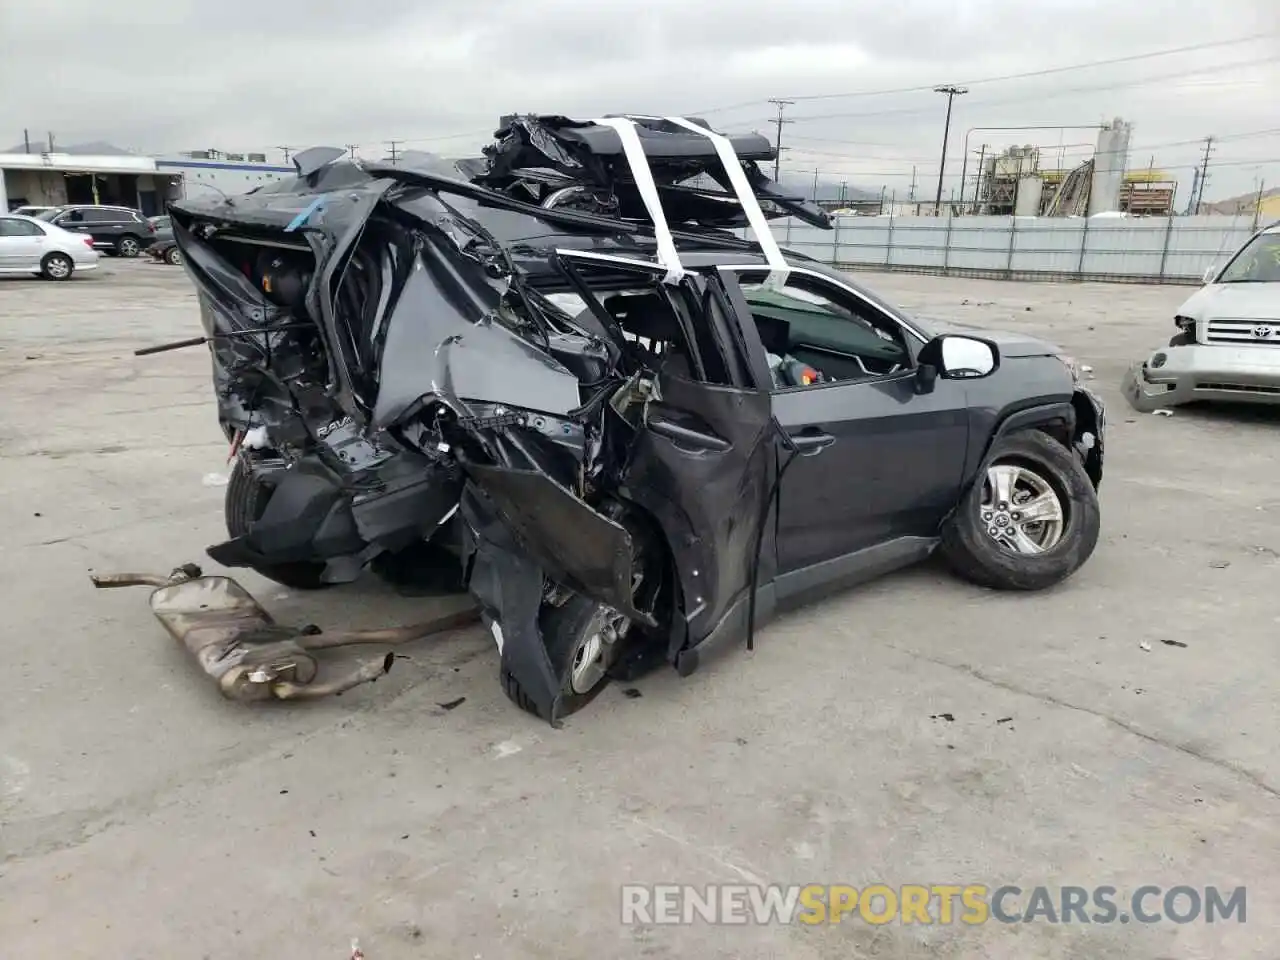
[776,156,1276,180]
[688,32,1279,116]
[780,56,1278,124]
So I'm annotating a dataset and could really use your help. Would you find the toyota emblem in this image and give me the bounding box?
[1253,325,1275,339]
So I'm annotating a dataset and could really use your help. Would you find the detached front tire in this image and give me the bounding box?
[224,457,331,591]
[940,430,1100,591]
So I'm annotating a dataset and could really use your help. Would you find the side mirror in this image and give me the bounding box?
[1202,264,1219,285]
[917,334,999,390]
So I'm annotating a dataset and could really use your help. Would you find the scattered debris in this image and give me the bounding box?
[1159,638,1189,648]
[1139,641,1152,652]
[996,717,1013,724]
[201,472,229,486]
[32,512,41,518]
[309,829,316,837]
[1152,409,1174,417]
[493,739,522,759]
[930,713,955,722]
[735,737,748,746]
[350,938,365,960]
[1209,560,1231,569]
[438,696,466,711]
[623,688,643,699]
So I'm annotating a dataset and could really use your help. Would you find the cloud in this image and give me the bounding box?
[1,0,1276,199]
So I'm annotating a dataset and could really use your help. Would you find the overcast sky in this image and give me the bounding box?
[1,0,1277,202]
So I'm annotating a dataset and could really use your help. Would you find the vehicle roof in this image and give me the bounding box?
[51,203,139,211]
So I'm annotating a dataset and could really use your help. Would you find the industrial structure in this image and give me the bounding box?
[968,118,1177,217]
[1,138,292,214]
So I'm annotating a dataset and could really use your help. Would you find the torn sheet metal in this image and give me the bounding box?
[90,565,478,702]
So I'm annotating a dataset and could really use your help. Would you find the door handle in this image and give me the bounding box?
[790,430,835,456]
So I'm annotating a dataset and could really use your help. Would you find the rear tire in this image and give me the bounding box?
[116,235,141,258]
[940,430,1100,591]
[224,458,331,590]
[40,253,74,281]
[164,245,182,265]
[503,594,630,719]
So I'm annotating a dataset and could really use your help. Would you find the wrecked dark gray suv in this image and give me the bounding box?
[147,114,1104,723]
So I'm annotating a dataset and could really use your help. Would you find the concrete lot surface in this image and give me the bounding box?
[2,260,1278,959]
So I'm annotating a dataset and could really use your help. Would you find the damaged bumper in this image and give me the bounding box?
[1122,343,1280,411]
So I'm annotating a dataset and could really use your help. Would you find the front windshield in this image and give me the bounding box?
[1217,231,1280,283]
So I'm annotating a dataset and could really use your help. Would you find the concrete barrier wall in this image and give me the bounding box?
[754,214,1265,284]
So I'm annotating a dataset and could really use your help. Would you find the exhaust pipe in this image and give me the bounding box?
[91,564,479,702]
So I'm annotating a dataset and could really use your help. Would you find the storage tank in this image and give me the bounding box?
[1089,118,1132,215]
[1014,176,1043,217]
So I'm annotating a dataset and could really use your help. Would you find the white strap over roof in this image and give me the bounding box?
[589,117,685,284]
[661,116,791,289]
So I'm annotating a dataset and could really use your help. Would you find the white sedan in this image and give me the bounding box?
[0,213,101,280]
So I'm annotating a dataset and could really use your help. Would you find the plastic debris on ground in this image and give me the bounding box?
[1139,641,1152,652]
[201,472,229,486]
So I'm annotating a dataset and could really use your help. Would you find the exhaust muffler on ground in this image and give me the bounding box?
[90,564,478,701]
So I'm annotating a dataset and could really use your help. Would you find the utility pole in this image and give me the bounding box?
[811,167,820,202]
[908,165,917,203]
[838,180,847,207]
[767,98,793,182]
[277,146,292,164]
[1252,178,1267,232]
[1185,167,1199,216]
[346,144,358,159]
[385,139,403,166]
[971,144,988,214]
[932,85,968,216]
[879,184,887,215]
[1193,136,1214,213]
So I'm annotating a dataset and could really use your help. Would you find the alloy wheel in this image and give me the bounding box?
[979,462,1066,555]
[569,605,631,694]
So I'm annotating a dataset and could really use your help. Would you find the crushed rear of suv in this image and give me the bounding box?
[96,114,1105,722]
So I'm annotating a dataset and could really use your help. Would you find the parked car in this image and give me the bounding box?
[1124,220,1280,411]
[10,204,59,218]
[0,213,100,279]
[143,115,1104,722]
[145,215,182,265]
[35,204,155,257]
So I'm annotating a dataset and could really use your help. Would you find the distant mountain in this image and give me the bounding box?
[3,140,136,156]
[775,172,878,204]
[1202,186,1280,215]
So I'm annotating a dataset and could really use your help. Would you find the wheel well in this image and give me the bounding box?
[40,251,70,263]
[613,498,683,644]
